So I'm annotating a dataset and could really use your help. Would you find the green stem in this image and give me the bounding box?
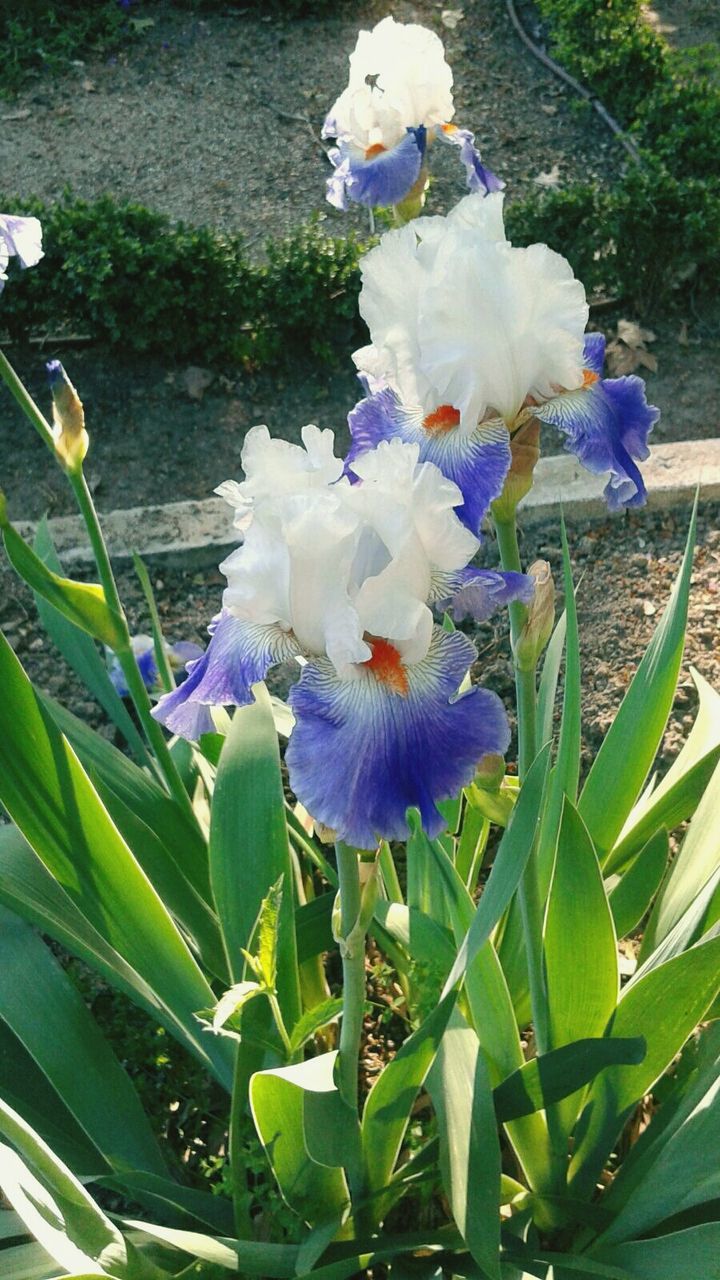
[494,512,537,780]
[68,470,198,823]
[335,842,366,1113]
[0,349,55,453]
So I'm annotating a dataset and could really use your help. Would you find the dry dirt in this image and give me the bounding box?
[0,0,718,517]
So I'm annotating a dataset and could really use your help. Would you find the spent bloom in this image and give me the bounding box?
[153,425,529,848]
[322,16,501,213]
[0,214,43,292]
[348,192,659,522]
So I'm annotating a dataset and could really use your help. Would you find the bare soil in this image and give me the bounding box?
[0,0,718,518]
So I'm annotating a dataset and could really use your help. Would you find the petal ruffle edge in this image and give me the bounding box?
[326,130,424,210]
[286,626,509,849]
[434,567,535,622]
[438,124,504,196]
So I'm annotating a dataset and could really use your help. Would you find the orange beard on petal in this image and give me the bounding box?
[582,368,600,387]
[422,404,461,433]
[363,636,410,696]
[364,143,387,159]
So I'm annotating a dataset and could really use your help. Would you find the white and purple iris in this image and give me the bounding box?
[0,213,43,292]
[153,426,530,849]
[108,634,203,699]
[322,16,501,212]
[347,192,660,524]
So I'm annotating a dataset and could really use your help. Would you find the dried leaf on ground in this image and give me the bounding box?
[606,318,659,375]
[534,163,561,188]
[181,366,215,401]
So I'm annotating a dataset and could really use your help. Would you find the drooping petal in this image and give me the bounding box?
[438,123,504,196]
[536,373,659,510]
[286,626,509,848]
[152,610,299,740]
[346,387,511,534]
[433,568,535,623]
[326,130,425,210]
[0,213,43,289]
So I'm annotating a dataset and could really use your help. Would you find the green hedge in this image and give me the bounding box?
[0,193,366,367]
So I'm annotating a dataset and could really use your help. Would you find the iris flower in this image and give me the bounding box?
[322,16,501,212]
[0,214,43,292]
[153,426,529,849]
[347,192,659,524]
[108,635,203,698]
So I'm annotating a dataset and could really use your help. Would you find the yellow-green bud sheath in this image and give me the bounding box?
[47,359,88,472]
[514,559,555,672]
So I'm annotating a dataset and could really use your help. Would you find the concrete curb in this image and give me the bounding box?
[15,439,720,570]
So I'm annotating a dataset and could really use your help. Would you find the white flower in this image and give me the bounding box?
[218,429,478,677]
[353,192,589,429]
[0,213,43,291]
[324,16,454,152]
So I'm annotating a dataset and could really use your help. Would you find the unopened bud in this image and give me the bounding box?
[491,417,540,521]
[474,752,506,791]
[47,360,88,471]
[514,559,555,671]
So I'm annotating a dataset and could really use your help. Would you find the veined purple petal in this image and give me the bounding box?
[152,609,299,740]
[287,626,509,849]
[583,331,606,375]
[437,124,504,196]
[326,130,424,210]
[536,373,659,511]
[346,387,511,534]
[435,568,535,623]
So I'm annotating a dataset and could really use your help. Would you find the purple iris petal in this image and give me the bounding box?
[346,387,511,534]
[583,331,606,375]
[326,129,425,210]
[437,125,504,196]
[536,371,659,511]
[286,626,509,849]
[152,609,299,740]
[436,568,535,623]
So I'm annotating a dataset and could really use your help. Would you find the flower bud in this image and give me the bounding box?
[513,559,555,671]
[47,360,88,471]
[491,416,540,521]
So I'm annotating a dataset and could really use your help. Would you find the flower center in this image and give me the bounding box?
[363,636,409,695]
[422,403,461,433]
[364,142,387,160]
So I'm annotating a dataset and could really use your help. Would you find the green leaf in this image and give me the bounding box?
[426,1011,501,1280]
[249,1053,349,1224]
[131,552,175,694]
[96,1171,234,1236]
[592,1068,720,1247]
[288,998,344,1055]
[579,501,697,861]
[592,1224,720,1279]
[443,744,552,995]
[544,801,618,1050]
[607,829,668,939]
[122,1220,299,1277]
[0,634,233,1089]
[606,667,720,874]
[494,1038,646,1123]
[253,877,283,989]
[0,1100,128,1277]
[640,754,720,959]
[209,688,300,1027]
[569,934,720,1196]
[557,515,582,802]
[536,609,567,752]
[32,520,149,765]
[1,515,124,650]
[372,900,456,972]
[361,996,456,1207]
[0,1240,61,1280]
[0,905,167,1178]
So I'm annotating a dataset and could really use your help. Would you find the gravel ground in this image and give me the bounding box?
[2,500,718,778]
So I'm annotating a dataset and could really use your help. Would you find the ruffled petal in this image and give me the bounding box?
[438,123,504,196]
[536,373,659,511]
[325,130,425,210]
[433,568,535,622]
[346,387,511,534]
[152,610,299,740]
[286,626,509,848]
[583,331,606,375]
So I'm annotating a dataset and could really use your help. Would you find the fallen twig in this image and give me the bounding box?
[505,0,642,164]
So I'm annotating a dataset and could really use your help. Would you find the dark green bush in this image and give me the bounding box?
[0,2,128,95]
[0,193,366,367]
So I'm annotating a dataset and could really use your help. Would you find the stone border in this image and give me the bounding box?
[15,439,720,570]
